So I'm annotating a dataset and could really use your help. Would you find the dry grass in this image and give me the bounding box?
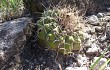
[55,6,84,34]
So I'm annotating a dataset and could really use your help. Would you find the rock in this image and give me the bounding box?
[104,12,110,16]
[83,33,91,39]
[77,57,88,66]
[105,51,110,58]
[106,24,110,40]
[84,38,96,48]
[84,26,92,33]
[90,29,96,34]
[100,16,110,22]
[92,57,107,70]
[100,34,107,42]
[95,26,102,33]
[84,26,95,34]
[105,67,110,70]
[86,43,100,54]
[107,8,110,11]
[97,13,104,18]
[65,67,88,70]
[87,15,99,25]
[0,50,5,61]
[0,17,33,69]
[65,67,73,70]
[0,12,4,23]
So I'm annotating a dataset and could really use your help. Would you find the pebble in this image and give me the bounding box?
[87,15,99,25]
[105,51,110,58]
[97,13,104,18]
[77,57,88,66]
[84,38,96,48]
[95,26,102,33]
[105,67,110,70]
[83,32,91,39]
[99,34,107,42]
[106,24,110,40]
[86,43,100,54]
[0,51,5,60]
[100,16,110,22]
[84,26,95,34]
[107,8,110,11]
[65,67,88,70]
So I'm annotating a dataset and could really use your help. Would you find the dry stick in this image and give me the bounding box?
[55,42,62,70]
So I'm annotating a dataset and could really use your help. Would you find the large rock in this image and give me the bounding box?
[23,0,89,15]
[0,17,33,69]
[23,0,110,16]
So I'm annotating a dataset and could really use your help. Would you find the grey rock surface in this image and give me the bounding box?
[107,8,110,11]
[97,13,104,18]
[0,17,32,69]
[86,43,100,54]
[87,15,99,25]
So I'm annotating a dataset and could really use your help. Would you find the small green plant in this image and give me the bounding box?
[0,0,24,20]
[37,7,84,54]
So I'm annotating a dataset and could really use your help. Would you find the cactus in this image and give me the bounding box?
[37,8,84,55]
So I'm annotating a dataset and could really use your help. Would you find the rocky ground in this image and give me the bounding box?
[1,7,110,70]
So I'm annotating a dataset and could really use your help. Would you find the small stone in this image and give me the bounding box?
[86,43,100,54]
[65,67,73,70]
[90,28,96,34]
[106,30,110,40]
[77,57,88,66]
[92,57,107,70]
[105,52,110,58]
[99,34,107,42]
[87,15,99,25]
[95,26,102,33]
[0,51,5,60]
[100,16,110,22]
[83,33,91,39]
[105,67,110,70]
[104,12,110,16]
[97,13,104,18]
[65,67,88,70]
[84,26,95,34]
[107,8,110,11]
[14,54,21,63]
[84,38,96,47]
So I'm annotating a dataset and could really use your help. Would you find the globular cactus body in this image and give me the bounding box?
[37,8,84,54]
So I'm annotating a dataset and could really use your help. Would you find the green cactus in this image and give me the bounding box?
[37,9,84,55]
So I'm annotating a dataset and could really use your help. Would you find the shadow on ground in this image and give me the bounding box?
[2,30,77,70]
